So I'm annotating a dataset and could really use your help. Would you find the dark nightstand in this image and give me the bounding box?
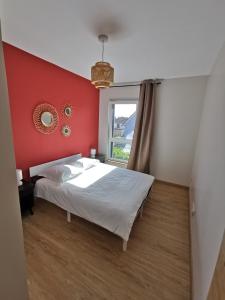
[90,153,106,163]
[18,181,34,215]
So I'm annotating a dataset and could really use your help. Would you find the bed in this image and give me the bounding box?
[30,154,154,251]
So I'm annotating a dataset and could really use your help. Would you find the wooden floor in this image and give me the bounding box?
[23,181,190,300]
[207,230,225,300]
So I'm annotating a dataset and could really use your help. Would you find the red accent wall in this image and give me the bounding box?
[3,43,99,177]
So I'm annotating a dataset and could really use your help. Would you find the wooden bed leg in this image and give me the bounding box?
[122,240,127,252]
[140,205,144,218]
[67,211,71,223]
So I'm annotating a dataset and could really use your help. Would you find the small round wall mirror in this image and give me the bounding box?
[64,105,73,118]
[41,111,54,127]
[33,103,58,134]
[61,125,71,137]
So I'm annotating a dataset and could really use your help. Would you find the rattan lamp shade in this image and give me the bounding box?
[91,61,114,88]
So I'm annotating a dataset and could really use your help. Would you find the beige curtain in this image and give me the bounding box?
[127,80,156,174]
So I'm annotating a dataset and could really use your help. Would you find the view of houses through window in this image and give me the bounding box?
[109,101,137,162]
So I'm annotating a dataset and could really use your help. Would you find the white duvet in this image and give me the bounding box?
[35,163,154,241]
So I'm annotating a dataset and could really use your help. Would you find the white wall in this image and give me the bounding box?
[99,76,207,186]
[0,25,28,299]
[190,41,225,300]
[151,77,207,186]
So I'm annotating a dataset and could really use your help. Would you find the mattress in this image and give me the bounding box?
[35,163,154,241]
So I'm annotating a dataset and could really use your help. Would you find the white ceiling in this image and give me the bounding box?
[1,0,225,82]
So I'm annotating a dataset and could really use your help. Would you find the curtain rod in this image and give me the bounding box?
[111,80,163,88]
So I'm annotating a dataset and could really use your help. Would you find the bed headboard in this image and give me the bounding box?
[29,153,81,177]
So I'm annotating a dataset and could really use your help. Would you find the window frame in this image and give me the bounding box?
[107,99,138,163]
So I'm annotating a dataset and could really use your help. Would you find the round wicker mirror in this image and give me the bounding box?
[33,103,58,134]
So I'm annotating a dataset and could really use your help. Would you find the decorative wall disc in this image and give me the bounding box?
[62,104,73,118]
[61,125,71,137]
[33,103,59,134]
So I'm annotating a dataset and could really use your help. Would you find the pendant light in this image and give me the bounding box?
[91,34,114,88]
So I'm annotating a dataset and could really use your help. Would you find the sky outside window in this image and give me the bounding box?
[114,104,136,118]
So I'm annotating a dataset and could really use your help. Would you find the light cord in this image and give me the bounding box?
[101,39,105,62]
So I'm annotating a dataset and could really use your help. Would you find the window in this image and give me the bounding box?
[108,100,138,162]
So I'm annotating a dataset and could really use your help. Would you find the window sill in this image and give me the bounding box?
[106,159,127,169]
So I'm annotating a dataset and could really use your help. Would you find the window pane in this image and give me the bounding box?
[112,104,136,139]
[110,141,131,161]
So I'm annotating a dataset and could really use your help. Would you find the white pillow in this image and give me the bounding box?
[70,157,99,170]
[39,164,82,184]
[64,164,84,177]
